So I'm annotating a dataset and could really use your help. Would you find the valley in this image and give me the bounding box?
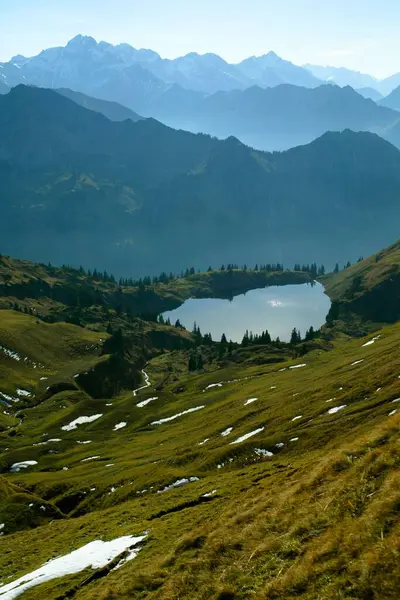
[0,242,400,599]
[1,15,400,600]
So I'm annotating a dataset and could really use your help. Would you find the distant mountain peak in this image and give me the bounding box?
[66,34,97,49]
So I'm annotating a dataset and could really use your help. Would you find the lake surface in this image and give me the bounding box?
[162,283,331,343]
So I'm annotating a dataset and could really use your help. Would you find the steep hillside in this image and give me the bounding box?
[56,88,144,122]
[2,86,400,276]
[323,240,400,331]
[1,244,400,599]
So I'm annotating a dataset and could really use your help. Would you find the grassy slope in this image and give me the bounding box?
[1,250,400,598]
[1,319,399,598]
[324,239,400,301]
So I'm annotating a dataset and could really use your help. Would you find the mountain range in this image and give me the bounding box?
[138,83,400,151]
[3,36,400,153]
[2,35,400,100]
[2,84,400,277]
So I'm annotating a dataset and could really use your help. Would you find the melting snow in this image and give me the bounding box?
[0,346,22,361]
[328,405,347,415]
[198,438,210,446]
[290,437,299,442]
[76,440,92,445]
[0,393,18,403]
[113,422,127,431]
[392,398,400,403]
[158,477,199,493]
[204,383,223,391]
[133,370,151,396]
[151,405,205,426]
[10,461,37,473]
[389,409,398,416]
[289,364,306,369]
[275,442,285,449]
[80,456,100,462]
[0,534,147,599]
[34,439,62,447]
[221,427,233,437]
[254,448,273,458]
[136,397,158,408]
[231,427,265,444]
[62,414,102,431]
[202,490,217,497]
[105,464,115,467]
[351,360,364,366]
[244,398,258,406]
[292,415,302,421]
[362,336,381,347]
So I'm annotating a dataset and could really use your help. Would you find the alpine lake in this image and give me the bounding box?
[162,282,331,342]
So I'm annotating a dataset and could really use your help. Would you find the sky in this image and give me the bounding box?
[1,0,399,78]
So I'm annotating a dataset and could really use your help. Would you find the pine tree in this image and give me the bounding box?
[334,263,340,273]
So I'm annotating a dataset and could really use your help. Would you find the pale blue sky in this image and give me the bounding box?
[0,0,399,77]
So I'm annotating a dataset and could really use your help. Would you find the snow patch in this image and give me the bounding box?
[151,405,205,426]
[290,437,299,442]
[328,405,347,415]
[203,383,223,391]
[254,448,273,458]
[221,427,233,437]
[0,534,147,599]
[10,461,37,473]
[231,427,264,445]
[292,415,302,421]
[133,370,151,396]
[202,490,217,497]
[113,422,127,431]
[275,442,285,449]
[362,335,380,347]
[136,397,157,408]
[289,364,306,369]
[389,409,397,416]
[198,438,210,446]
[80,456,100,462]
[158,477,199,493]
[244,398,258,406]
[351,360,364,366]
[62,414,102,431]
[34,439,62,446]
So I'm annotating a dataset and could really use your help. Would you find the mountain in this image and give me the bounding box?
[236,51,322,88]
[56,87,143,122]
[144,83,400,151]
[2,85,400,278]
[355,87,383,102]
[0,35,323,105]
[0,78,9,94]
[379,85,400,111]
[304,64,378,89]
[376,72,400,97]
[1,239,400,599]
